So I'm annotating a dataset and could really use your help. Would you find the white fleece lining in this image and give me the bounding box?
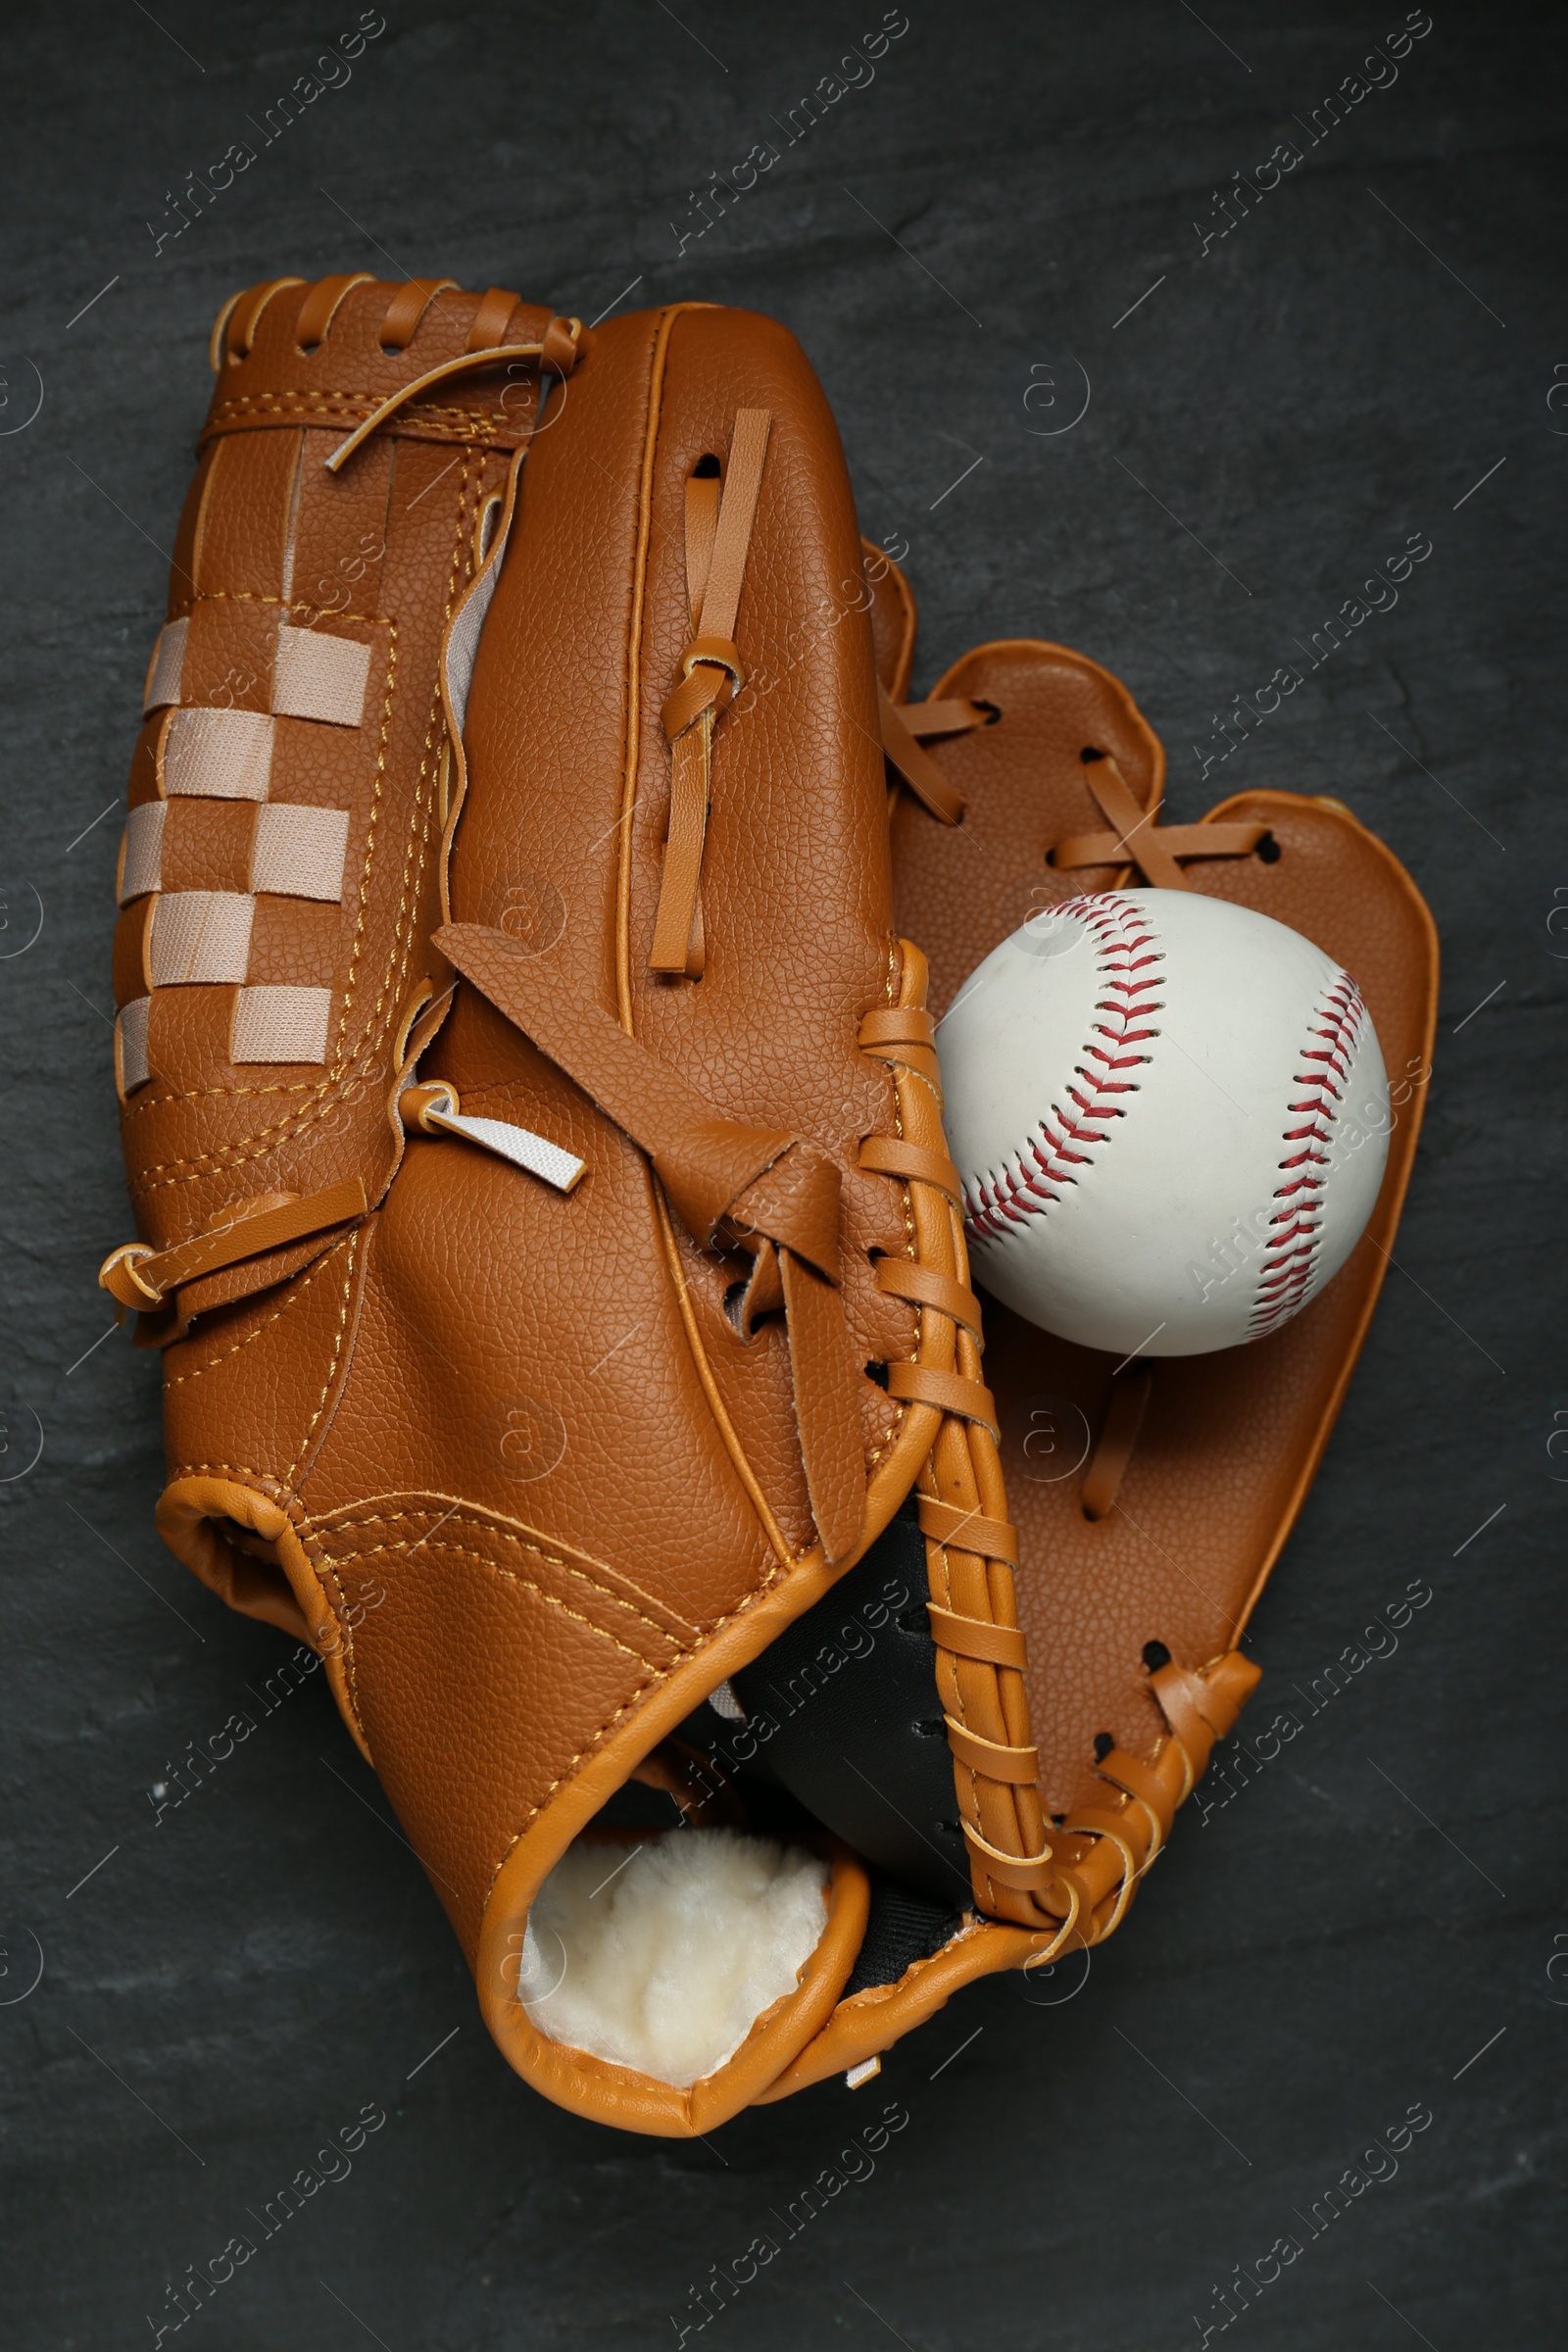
[520,1830,829,2088]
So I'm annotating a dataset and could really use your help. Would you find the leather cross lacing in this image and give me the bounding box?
[100,283,586,1336]
[855,997,1059,1929]
[650,412,772,976]
[879,691,1275,1947]
[882,697,1271,1520]
[99,1180,367,1315]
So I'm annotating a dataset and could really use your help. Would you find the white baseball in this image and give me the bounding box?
[937,890,1391,1357]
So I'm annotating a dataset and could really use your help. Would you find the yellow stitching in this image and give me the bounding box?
[316,1506,684,1651]
[296,1514,369,1739]
[156,1464,368,1740]
[479,1564,787,1908]
[208,395,516,428]
[168,1460,287,1483]
[331,450,471,1071]
[321,1531,660,1670]
[148,586,379,629]
[284,1231,360,1487]
[126,455,470,1175]
[307,1475,706,1637]
[863,1403,908,1472]
[125,613,398,1156]
[165,1242,345,1385]
[329,584,399,1068]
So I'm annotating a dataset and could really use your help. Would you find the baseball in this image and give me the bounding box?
[937,890,1391,1357]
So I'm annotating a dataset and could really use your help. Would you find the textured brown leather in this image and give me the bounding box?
[110,275,558,1336]
[882,587,1440,1945]
[113,293,1047,2135]
[739,550,1439,2099]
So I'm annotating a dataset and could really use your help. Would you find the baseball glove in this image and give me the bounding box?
[102,282,1067,2133]
[865,558,1442,1959]
[651,558,1438,2099]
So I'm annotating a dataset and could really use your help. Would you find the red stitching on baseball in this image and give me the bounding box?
[962,895,1163,1247]
[1248,969,1367,1339]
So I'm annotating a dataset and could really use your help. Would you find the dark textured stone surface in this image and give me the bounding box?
[0,4,1561,2345]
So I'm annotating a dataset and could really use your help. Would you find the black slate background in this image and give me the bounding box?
[1,4,1562,2346]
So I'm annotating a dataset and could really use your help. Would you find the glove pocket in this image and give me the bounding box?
[493,1820,869,2135]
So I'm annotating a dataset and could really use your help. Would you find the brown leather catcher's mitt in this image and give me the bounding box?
[855,553,1441,1991]
[658,561,1439,2102]
[103,280,1071,2133]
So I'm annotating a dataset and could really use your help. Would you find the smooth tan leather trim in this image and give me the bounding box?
[156,1474,369,1761]
[478,1732,874,2137]
[755,1917,1053,2100]
[509,1838,868,2137]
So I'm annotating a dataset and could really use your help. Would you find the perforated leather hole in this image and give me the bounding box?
[897,1606,928,1636]
[971,698,1002,726]
[1094,1731,1115,1762]
[1080,745,1105,763]
[693,452,721,477]
[864,1359,889,1390]
[1256,830,1282,863]
[914,1717,946,1738]
[1143,1640,1172,1672]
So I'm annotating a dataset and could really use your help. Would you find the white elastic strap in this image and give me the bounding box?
[250,804,351,901]
[120,802,168,904]
[148,891,255,987]
[231,984,333,1065]
[416,1099,585,1195]
[117,998,152,1095]
[164,708,275,801]
[272,625,371,727]
[142,617,189,713]
[442,468,519,734]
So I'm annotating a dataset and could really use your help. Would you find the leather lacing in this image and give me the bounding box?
[101,277,580,1336]
[857,1002,1057,1930]
[207,273,584,476]
[881,696,1276,1522]
[650,416,772,976]
[879,686,1275,1946]
[100,1180,367,1314]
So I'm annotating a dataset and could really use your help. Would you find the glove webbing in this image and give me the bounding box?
[858,1001,1060,1928]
